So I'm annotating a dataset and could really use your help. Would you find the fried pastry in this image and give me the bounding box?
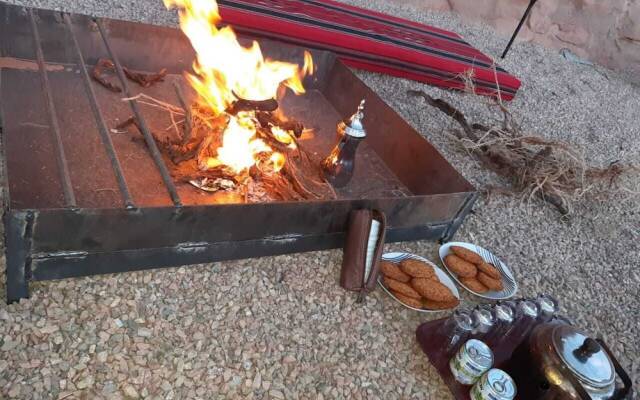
[384,277,421,299]
[411,278,455,302]
[380,261,411,283]
[399,259,437,280]
[444,254,477,278]
[477,272,504,291]
[461,277,489,293]
[391,290,424,308]
[477,261,501,280]
[423,298,460,310]
[451,246,483,264]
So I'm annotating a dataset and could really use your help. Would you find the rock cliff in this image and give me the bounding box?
[413,0,640,75]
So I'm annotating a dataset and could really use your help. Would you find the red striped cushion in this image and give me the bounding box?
[217,0,521,100]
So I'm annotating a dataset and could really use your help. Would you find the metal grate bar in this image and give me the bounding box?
[63,14,135,209]
[95,18,182,207]
[28,8,77,208]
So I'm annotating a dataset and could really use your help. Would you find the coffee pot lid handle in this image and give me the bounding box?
[573,338,601,361]
[344,100,366,138]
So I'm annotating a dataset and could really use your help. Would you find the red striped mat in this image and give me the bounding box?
[217,0,521,100]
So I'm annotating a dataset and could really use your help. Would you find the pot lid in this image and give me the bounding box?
[485,369,517,399]
[343,100,366,138]
[552,325,614,388]
[519,300,539,318]
[474,308,496,325]
[453,310,474,332]
[495,304,514,323]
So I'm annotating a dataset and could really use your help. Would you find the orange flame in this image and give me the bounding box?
[164,0,313,174]
[270,126,296,149]
[270,152,286,172]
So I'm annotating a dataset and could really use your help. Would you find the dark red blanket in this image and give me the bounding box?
[218,0,521,100]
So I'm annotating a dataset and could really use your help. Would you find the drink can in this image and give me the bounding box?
[449,339,493,385]
[470,369,517,400]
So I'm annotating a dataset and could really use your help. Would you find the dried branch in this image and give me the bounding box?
[92,59,167,91]
[408,89,476,141]
[173,82,193,145]
[123,66,167,88]
[408,89,636,215]
[121,93,185,115]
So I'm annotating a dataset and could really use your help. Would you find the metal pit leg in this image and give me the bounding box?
[4,211,33,303]
[439,193,478,244]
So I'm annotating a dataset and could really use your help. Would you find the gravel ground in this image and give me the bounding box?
[1,0,639,399]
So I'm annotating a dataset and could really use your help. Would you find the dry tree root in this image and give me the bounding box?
[92,58,121,92]
[116,93,335,203]
[123,66,167,88]
[92,58,167,91]
[408,89,636,215]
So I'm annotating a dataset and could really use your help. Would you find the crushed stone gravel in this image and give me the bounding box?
[1,0,639,398]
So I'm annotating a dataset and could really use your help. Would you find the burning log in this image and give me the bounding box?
[255,128,292,153]
[256,111,304,138]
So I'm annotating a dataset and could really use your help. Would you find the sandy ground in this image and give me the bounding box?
[0,0,639,399]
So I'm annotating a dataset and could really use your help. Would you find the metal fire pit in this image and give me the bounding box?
[0,3,477,303]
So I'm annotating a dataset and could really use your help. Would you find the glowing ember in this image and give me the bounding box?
[164,0,313,174]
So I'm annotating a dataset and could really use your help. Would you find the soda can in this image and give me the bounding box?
[449,339,493,385]
[470,369,517,400]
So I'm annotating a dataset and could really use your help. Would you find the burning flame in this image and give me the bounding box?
[215,113,269,172]
[164,0,313,174]
[270,126,296,149]
[269,153,286,173]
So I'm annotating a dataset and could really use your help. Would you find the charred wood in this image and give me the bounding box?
[227,91,278,115]
[256,111,304,138]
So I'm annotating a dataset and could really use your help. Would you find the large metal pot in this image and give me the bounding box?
[506,320,633,400]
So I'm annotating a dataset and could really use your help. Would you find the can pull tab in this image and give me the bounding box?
[573,338,601,362]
